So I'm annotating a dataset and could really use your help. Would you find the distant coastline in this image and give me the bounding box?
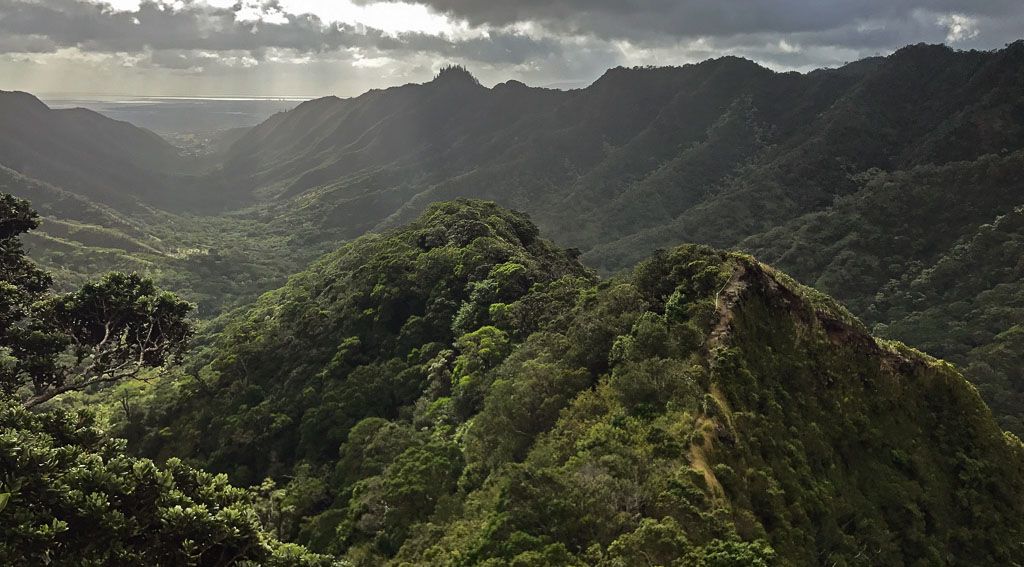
[39,94,314,102]
[39,95,305,135]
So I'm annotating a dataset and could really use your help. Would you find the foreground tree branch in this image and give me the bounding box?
[0,194,193,409]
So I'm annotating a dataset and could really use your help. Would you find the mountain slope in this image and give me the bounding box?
[0,91,189,210]
[0,165,164,281]
[207,43,1024,269]
[581,42,1024,270]
[128,201,1024,565]
[214,57,851,244]
[742,151,1024,313]
[741,151,1024,434]
[134,200,591,477]
[873,206,1024,434]
[0,167,299,315]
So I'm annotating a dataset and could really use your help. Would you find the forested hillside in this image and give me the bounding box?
[122,200,1024,565]
[0,193,332,565]
[5,40,1024,563]
[0,91,189,210]
[0,165,306,315]
[740,151,1024,430]
[179,42,1024,435]
[198,44,1024,264]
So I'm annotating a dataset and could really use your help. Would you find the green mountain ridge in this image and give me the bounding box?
[743,151,1024,433]
[3,41,1024,563]
[197,43,1024,265]
[0,91,192,211]
[124,200,1024,565]
[0,165,303,315]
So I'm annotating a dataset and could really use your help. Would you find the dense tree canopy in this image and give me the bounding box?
[745,152,1024,435]
[127,200,1024,565]
[0,193,333,565]
[0,194,193,408]
[3,42,1024,566]
[0,400,335,566]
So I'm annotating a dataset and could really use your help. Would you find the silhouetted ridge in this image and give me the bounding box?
[492,79,528,91]
[0,90,188,211]
[431,64,481,86]
[0,90,50,113]
[825,55,885,77]
[890,42,957,61]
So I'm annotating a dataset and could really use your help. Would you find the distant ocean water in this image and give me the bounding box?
[41,95,309,134]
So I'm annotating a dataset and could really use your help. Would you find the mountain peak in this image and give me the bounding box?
[888,42,956,63]
[0,90,49,113]
[430,64,481,86]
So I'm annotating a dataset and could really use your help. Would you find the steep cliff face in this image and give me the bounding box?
[128,202,1024,565]
[398,249,1024,565]
[692,259,1024,564]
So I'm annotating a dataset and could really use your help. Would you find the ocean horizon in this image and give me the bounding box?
[40,94,309,135]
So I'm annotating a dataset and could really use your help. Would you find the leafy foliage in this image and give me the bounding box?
[5,40,1024,565]
[130,201,1024,565]
[745,152,1024,435]
[0,194,333,566]
[131,200,589,481]
[0,194,193,408]
[0,398,336,566]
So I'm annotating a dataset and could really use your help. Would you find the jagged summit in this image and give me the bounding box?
[430,63,481,86]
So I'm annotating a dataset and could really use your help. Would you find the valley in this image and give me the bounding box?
[2,40,1024,565]
[6,43,1024,433]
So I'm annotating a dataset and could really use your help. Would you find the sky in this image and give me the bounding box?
[1,0,1022,97]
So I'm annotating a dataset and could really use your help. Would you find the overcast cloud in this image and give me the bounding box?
[0,0,1021,96]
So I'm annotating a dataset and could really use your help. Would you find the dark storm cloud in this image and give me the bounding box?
[2,0,1021,65]
[0,0,557,65]
[0,0,353,53]
[361,0,1024,42]
[1,0,1022,96]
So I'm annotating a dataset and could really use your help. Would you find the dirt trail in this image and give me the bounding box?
[686,261,750,504]
[708,262,749,351]
[689,440,726,499]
